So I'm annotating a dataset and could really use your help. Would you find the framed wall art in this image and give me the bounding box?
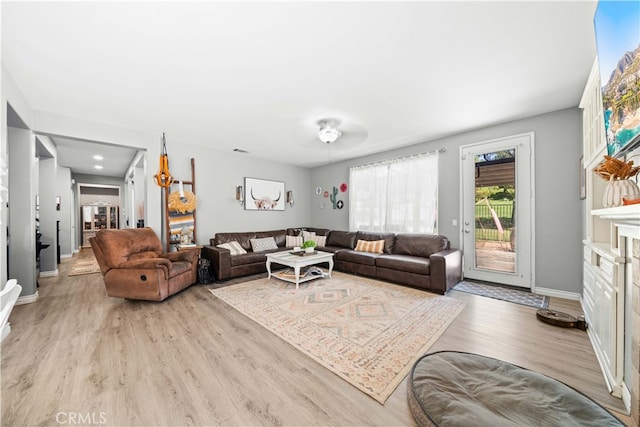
[244,177,285,211]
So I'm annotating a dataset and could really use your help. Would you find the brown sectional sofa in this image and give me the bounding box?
[201,227,462,295]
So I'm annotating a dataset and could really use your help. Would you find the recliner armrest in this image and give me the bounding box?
[164,249,200,263]
[429,249,462,294]
[119,258,172,270]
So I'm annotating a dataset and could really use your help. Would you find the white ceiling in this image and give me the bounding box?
[2,1,598,173]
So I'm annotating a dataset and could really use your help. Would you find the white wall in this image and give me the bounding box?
[38,157,57,274]
[310,107,583,294]
[55,166,73,258]
[165,141,311,245]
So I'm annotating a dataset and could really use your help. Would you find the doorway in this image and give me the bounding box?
[461,133,534,288]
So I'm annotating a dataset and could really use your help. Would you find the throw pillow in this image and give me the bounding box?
[302,231,317,242]
[285,235,304,247]
[250,237,279,252]
[354,239,385,254]
[217,241,247,256]
[315,235,327,247]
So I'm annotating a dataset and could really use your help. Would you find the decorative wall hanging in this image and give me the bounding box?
[245,177,285,211]
[323,191,329,198]
[329,186,339,209]
[340,183,348,192]
[316,186,322,195]
[154,132,174,188]
[337,200,344,209]
[167,181,196,213]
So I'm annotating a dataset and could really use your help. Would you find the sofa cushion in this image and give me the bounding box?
[355,231,396,253]
[326,231,357,249]
[230,252,267,266]
[336,249,379,266]
[217,241,247,256]
[355,239,385,254]
[376,254,431,275]
[394,234,449,258]
[250,237,279,252]
[215,232,256,251]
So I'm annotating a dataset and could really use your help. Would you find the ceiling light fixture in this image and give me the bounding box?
[94,165,103,170]
[93,155,104,161]
[318,120,342,144]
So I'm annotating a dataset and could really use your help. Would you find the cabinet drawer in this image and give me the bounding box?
[599,258,614,282]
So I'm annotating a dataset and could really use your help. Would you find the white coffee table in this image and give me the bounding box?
[266,250,334,289]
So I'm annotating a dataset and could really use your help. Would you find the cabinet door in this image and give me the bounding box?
[109,206,118,229]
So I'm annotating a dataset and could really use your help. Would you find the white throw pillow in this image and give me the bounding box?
[315,235,327,247]
[217,241,247,256]
[302,231,316,242]
[285,235,304,247]
[250,237,279,252]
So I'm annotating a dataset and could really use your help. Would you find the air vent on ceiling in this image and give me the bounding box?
[233,148,250,154]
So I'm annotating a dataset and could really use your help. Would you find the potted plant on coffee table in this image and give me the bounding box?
[302,240,317,253]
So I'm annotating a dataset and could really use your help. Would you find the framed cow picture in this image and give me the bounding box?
[244,177,285,211]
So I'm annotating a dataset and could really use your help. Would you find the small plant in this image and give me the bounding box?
[302,240,317,249]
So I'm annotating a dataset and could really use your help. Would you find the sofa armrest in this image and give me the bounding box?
[429,249,462,293]
[202,245,230,281]
[164,248,200,263]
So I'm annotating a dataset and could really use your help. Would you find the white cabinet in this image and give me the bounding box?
[582,244,624,395]
[81,205,119,247]
[580,58,626,396]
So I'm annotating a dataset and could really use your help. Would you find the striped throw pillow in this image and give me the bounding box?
[286,235,303,247]
[354,239,385,254]
[217,241,247,256]
[315,235,327,247]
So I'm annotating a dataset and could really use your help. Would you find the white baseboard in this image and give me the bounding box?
[16,291,38,305]
[61,253,73,259]
[535,287,581,301]
[39,269,58,277]
[73,248,80,254]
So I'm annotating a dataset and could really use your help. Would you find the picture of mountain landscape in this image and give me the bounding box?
[594,1,640,156]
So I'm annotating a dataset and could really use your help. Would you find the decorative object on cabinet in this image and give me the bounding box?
[244,177,284,211]
[153,132,174,188]
[164,158,197,252]
[595,156,640,207]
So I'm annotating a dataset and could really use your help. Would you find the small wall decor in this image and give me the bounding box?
[323,191,329,198]
[329,186,339,209]
[245,177,285,211]
[337,200,344,209]
[315,186,322,195]
[56,196,61,211]
[319,202,325,209]
[340,183,348,192]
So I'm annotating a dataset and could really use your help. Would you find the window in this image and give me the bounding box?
[349,152,438,233]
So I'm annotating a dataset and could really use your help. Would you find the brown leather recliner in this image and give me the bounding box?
[90,228,200,301]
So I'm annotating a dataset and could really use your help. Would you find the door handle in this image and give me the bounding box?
[464,229,471,233]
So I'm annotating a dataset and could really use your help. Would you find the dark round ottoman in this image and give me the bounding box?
[407,351,624,427]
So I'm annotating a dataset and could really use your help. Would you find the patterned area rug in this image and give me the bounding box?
[209,272,465,404]
[68,257,101,276]
[453,281,549,309]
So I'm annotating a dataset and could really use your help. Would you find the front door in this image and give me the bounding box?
[460,133,534,288]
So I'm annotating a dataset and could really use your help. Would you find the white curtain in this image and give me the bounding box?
[349,152,438,233]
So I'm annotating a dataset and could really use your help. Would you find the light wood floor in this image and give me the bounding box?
[1,249,632,426]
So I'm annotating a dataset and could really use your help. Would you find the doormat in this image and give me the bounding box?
[453,281,549,309]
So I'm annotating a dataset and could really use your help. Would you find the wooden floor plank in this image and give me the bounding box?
[0,249,630,426]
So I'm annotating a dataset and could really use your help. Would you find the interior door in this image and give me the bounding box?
[460,133,534,288]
